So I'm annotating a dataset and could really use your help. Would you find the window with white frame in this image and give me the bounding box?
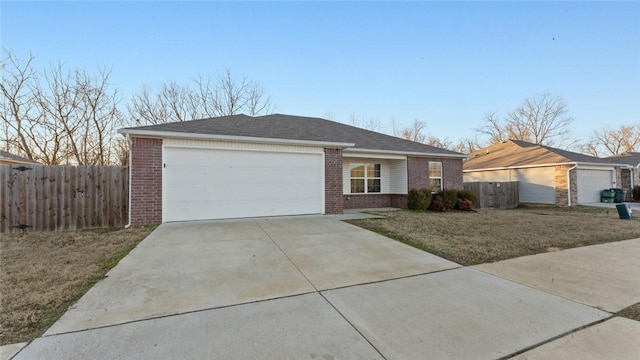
[350,163,381,193]
[429,162,443,192]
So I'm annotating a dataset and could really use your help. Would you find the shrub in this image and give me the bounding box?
[436,189,458,210]
[456,199,474,211]
[430,196,451,212]
[456,189,477,204]
[633,185,640,201]
[407,188,432,211]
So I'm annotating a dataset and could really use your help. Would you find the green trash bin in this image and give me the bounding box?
[611,188,626,203]
[601,189,615,203]
[616,203,633,220]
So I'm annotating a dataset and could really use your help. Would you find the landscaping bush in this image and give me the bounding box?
[436,189,458,210]
[430,196,451,212]
[407,188,432,211]
[456,199,474,211]
[456,189,477,204]
[633,185,640,201]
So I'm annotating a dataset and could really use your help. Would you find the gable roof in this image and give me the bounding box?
[119,113,465,158]
[464,139,628,171]
[605,152,640,167]
[0,150,40,165]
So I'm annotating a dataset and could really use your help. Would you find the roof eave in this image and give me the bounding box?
[118,129,355,149]
[464,161,631,172]
[347,147,467,159]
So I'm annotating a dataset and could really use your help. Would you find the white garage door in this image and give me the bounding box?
[516,168,556,204]
[577,169,614,204]
[163,147,323,222]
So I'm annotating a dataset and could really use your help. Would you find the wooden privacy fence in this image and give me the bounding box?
[464,181,519,209]
[1,164,128,233]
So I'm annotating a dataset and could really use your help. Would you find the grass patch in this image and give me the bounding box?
[0,225,157,345]
[348,206,640,266]
[617,303,640,322]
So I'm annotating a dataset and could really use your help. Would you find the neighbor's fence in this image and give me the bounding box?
[464,181,519,209]
[1,164,128,233]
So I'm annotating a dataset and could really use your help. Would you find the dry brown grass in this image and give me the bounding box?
[0,225,156,345]
[617,303,640,322]
[348,206,640,266]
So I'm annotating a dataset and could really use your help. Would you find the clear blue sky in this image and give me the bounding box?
[2,1,639,145]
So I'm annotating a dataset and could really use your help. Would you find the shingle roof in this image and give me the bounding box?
[605,152,640,167]
[464,139,626,171]
[121,113,465,157]
[0,150,39,165]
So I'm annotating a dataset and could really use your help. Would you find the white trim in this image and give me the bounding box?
[566,164,578,207]
[321,152,326,215]
[346,147,467,159]
[464,162,628,173]
[343,151,406,160]
[162,138,323,155]
[124,133,132,228]
[119,129,354,149]
[429,161,444,193]
[161,144,167,223]
[576,165,615,171]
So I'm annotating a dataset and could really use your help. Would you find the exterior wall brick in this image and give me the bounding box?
[618,167,633,201]
[343,194,409,209]
[554,166,578,206]
[554,165,569,206]
[407,157,464,191]
[324,148,343,214]
[569,168,578,205]
[130,137,163,225]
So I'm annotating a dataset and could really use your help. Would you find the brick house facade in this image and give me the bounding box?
[121,114,466,225]
[130,137,163,225]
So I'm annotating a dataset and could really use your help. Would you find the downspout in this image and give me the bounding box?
[566,164,578,207]
[124,133,132,229]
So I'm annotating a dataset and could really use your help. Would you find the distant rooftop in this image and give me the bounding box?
[0,150,40,165]
[464,139,629,171]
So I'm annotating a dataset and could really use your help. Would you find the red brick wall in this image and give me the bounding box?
[130,137,163,225]
[324,148,343,214]
[407,157,463,191]
[343,194,409,209]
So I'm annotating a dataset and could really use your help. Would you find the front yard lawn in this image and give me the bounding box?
[347,206,640,266]
[0,226,156,345]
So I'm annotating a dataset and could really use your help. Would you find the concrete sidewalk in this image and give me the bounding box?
[8,216,639,359]
[475,238,640,312]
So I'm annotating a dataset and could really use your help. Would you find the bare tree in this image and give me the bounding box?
[0,49,38,159]
[424,135,453,150]
[1,49,122,165]
[349,113,382,132]
[128,69,274,126]
[581,123,640,157]
[395,119,428,143]
[454,137,484,154]
[477,93,573,146]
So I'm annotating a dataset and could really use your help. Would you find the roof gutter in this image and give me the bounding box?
[346,147,468,159]
[124,133,132,229]
[566,164,578,207]
[117,129,355,149]
[464,161,630,173]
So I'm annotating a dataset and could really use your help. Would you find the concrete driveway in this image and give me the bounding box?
[9,215,635,359]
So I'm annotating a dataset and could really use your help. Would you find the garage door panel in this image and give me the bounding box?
[516,168,555,204]
[164,147,323,222]
[577,169,614,204]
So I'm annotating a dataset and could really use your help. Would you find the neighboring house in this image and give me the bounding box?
[606,152,640,192]
[0,150,40,165]
[119,114,466,225]
[463,140,631,206]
